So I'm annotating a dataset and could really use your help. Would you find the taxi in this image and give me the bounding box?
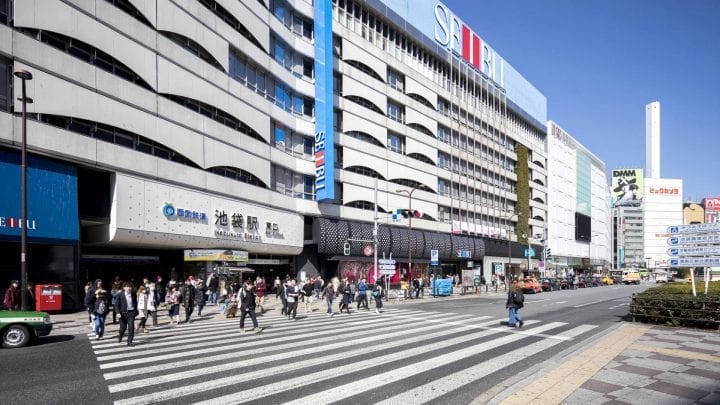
[0,310,52,348]
[601,275,614,285]
[519,277,542,294]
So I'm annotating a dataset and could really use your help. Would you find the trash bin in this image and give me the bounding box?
[35,284,63,312]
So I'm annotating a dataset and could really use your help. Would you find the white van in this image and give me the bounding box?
[655,270,668,283]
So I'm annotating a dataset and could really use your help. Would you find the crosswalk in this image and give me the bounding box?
[88,307,597,404]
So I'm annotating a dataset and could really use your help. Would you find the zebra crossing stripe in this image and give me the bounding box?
[113,318,541,405]
[375,324,599,404]
[278,322,569,405]
[99,310,454,368]
[92,309,429,356]
[106,313,489,393]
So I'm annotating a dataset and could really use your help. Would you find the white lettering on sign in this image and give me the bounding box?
[314,130,326,191]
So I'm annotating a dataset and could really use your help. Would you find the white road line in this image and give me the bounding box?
[107,314,490,392]
[98,311,456,368]
[275,322,569,405]
[115,320,544,405]
[376,324,598,404]
[556,301,568,304]
[574,299,606,308]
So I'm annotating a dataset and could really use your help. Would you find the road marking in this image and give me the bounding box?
[556,301,568,304]
[573,299,606,308]
[378,324,598,404]
[608,302,629,310]
[278,322,569,405]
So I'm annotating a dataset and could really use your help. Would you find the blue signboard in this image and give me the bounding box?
[0,149,78,243]
[313,0,335,201]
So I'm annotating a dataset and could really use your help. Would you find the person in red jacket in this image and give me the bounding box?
[254,277,267,313]
[3,280,20,310]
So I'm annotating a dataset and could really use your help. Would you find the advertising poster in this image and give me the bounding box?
[611,168,644,207]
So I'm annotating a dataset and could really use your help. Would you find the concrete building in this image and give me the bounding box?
[610,168,644,269]
[0,0,549,307]
[643,178,683,270]
[546,122,612,276]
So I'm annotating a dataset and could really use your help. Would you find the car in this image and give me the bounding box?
[612,276,622,284]
[0,310,53,348]
[558,278,570,289]
[541,278,561,291]
[519,278,542,294]
[586,277,600,287]
[577,277,587,288]
[601,276,614,285]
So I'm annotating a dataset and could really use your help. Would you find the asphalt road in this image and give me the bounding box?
[0,282,652,405]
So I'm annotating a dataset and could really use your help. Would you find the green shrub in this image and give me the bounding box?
[630,282,720,329]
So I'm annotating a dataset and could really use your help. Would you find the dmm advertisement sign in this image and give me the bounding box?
[611,168,643,207]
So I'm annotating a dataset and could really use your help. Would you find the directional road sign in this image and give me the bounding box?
[379,259,396,265]
[379,269,397,275]
[668,257,720,267]
[668,246,720,257]
[524,248,535,257]
[667,234,720,246]
[667,223,720,234]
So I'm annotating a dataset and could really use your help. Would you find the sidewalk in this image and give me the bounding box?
[482,323,720,405]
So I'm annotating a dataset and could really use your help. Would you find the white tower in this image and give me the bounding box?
[645,101,661,178]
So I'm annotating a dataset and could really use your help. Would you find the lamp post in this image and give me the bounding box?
[588,232,602,275]
[396,186,420,281]
[14,68,33,311]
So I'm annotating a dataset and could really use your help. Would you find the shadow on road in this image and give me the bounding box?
[32,334,76,346]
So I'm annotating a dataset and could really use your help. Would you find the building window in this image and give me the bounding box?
[0,0,11,26]
[387,68,404,92]
[199,0,264,50]
[0,57,10,112]
[387,100,404,123]
[387,132,405,154]
[159,31,224,71]
[437,152,450,169]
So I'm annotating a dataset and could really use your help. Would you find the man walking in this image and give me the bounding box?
[356,278,369,310]
[117,282,138,346]
[239,280,263,334]
[255,277,267,313]
[285,279,299,319]
[181,279,196,323]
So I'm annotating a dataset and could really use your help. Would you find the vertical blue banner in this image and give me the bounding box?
[314,0,335,201]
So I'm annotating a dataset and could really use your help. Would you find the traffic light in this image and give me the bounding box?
[400,209,421,219]
[545,247,552,260]
[343,242,350,256]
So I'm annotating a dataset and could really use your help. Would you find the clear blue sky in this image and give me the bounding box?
[443,0,720,201]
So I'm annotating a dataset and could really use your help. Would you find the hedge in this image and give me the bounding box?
[630,282,720,329]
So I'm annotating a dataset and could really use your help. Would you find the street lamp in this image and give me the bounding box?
[396,186,421,284]
[587,232,602,274]
[14,68,33,311]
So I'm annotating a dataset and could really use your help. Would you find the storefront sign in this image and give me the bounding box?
[184,249,248,262]
[0,149,78,242]
[313,0,335,201]
[162,202,208,221]
[213,208,284,242]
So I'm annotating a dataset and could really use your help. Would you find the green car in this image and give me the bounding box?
[0,310,53,348]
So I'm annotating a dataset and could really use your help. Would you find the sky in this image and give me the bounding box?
[443,0,720,201]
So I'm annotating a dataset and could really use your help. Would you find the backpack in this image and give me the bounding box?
[512,290,524,306]
[97,299,108,315]
[372,287,380,298]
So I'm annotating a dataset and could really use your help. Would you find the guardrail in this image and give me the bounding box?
[630,293,720,330]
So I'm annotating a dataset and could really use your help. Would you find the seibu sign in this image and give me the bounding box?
[434,3,502,83]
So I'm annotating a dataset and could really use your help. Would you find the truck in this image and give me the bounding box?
[621,269,641,285]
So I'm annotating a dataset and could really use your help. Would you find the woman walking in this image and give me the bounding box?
[340,282,352,314]
[506,278,524,328]
[149,283,161,327]
[90,287,110,340]
[372,283,383,314]
[322,282,335,317]
[165,285,181,325]
[137,285,154,333]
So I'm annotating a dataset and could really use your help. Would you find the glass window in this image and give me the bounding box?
[303,137,313,155]
[387,133,404,153]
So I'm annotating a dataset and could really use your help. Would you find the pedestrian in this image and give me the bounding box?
[155,276,165,300]
[285,279,299,320]
[274,276,281,300]
[302,279,314,313]
[136,285,153,334]
[506,278,525,328]
[279,280,288,315]
[3,280,20,310]
[340,282,352,314]
[356,278,369,310]
[314,276,323,299]
[412,278,420,299]
[89,287,110,340]
[218,283,229,315]
[149,282,161,327]
[110,281,122,324]
[255,277,267,313]
[22,282,36,310]
[239,280,263,334]
[165,285,181,324]
[84,279,103,334]
[372,282,383,314]
[181,280,196,323]
[116,282,138,346]
[195,280,207,317]
[322,282,335,317]
[207,273,219,305]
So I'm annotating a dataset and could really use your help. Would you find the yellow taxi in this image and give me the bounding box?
[601,275,614,285]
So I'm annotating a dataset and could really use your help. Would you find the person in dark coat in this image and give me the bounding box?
[89,288,110,340]
[340,282,353,314]
[195,280,207,317]
[505,278,524,328]
[116,282,138,346]
[208,274,219,305]
[84,279,103,333]
[239,280,262,333]
[180,280,196,323]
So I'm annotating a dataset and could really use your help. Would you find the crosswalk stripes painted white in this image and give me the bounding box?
[233,322,567,405]
[374,324,598,404]
[106,312,485,393]
[95,310,432,368]
[87,307,598,405]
